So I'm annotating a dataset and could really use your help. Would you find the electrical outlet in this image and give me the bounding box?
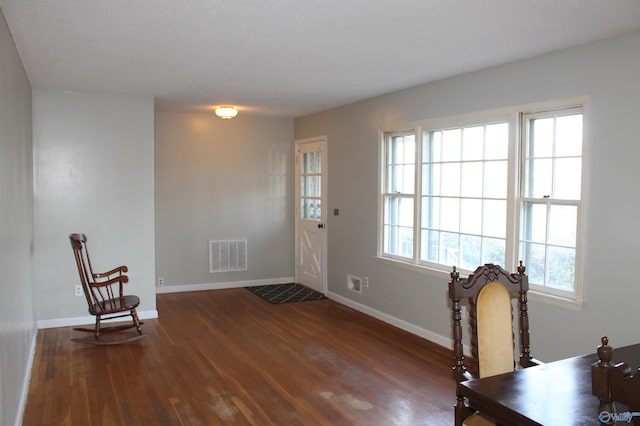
[363,277,369,288]
[74,285,82,296]
[158,277,164,287]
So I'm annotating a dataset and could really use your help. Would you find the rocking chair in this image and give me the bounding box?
[69,233,144,345]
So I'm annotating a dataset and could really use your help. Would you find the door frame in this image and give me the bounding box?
[294,136,328,294]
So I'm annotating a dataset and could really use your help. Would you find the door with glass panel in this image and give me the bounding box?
[295,137,327,293]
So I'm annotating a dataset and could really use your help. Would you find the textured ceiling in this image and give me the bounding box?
[1,0,640,117]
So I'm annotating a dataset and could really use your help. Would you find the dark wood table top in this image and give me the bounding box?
[458,343,640,426]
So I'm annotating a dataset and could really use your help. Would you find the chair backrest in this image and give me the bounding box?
[449,262,535,382]
[592,336,640,416]
[69,233,96,307]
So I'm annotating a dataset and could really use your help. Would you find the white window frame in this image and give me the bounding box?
[377,97,588,307]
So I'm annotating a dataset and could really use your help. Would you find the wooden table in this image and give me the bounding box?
[458,343,640,426]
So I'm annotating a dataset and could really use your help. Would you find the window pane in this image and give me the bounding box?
[554,157,581,200]
[422,196,440,229]
[547,246,575,291]
[555,114,583,157]
[302,175,320,197]
[440,198,460,232]
[442,129,462,161]
[423,164,441,196]
[485,123,509,160]
[521,202,547,243]
[440,232,459,266]
[520,242,545,285]
[548,205,577,246]
[385,196,414,227]
[460,198,482,235]
[530,117,553,158]
[525,158,552,198]
[421,229,440,263]
[390,164,415,193]
[484,160,507,199]
[462,126,484,161]
[440,163,461,196]
[423,131,441,162]
[398,198,414,227]
[461,162,483,197]
[483,199,506,238]
[460,234,481,270]
[301,198,321,220]
[399,226,414,258]
[302,151,321,174]
[482,237,505,266]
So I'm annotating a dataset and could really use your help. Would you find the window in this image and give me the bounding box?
[520,108,583,298]
[382,131,415,259]
[379,100,585,302]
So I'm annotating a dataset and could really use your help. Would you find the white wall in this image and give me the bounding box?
[0,8,35,426]
[295,30,640,361]
[154,112,294,290]
[33,90,157,322]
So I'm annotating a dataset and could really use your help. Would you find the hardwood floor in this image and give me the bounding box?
[23,288,456,425]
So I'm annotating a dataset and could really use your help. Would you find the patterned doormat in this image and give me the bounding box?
[246,283,327,304]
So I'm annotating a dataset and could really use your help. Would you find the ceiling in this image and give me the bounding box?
[1,1,640,118]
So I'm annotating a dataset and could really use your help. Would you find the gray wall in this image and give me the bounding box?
[0,8,35,426]
[33,90,157,322]
[295,30,640,361]
[154,111,294,289]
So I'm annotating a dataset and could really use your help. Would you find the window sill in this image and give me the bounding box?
[527,290,585,311]
[374,256,452,280]
[376,255,585,311]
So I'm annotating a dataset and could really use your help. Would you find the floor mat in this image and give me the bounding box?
[246,283,327,304]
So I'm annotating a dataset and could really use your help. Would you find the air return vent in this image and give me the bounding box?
[209,239,247,273]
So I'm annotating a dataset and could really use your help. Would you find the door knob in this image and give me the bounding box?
[317,223,325,229]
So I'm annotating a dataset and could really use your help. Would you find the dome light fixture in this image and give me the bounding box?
[214,106,239,119]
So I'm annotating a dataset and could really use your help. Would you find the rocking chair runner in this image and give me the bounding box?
[69,233,145,345]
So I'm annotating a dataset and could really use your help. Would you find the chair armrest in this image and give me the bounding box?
[93,265,128,278]
[90,274,129,288]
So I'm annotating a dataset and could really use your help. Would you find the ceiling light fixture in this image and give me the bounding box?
[214,106,238,119]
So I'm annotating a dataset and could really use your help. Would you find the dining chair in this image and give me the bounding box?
[449,262,540,426]
[69,233,145,345]
[592,336,640,424]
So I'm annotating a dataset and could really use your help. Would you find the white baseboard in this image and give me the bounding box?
[155,276,294,294]
[326,291,453,350]
[37,309,158,329]
[15,328,37,426]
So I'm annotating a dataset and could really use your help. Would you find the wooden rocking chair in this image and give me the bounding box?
[69,233,145,345]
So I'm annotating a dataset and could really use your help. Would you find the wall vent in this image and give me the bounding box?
[347,274,362,293]
[209,239,247,273]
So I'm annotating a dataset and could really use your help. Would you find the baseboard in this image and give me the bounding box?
[155,276,294,294]
[37,309,159,329]
[15,328,37,426]
[326,291,453,350]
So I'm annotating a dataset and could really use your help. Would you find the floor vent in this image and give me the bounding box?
[209,239,247,273]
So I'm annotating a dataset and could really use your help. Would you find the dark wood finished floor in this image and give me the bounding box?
[23,288,456,425]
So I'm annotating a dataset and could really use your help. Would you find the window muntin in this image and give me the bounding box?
[380,101,585,302]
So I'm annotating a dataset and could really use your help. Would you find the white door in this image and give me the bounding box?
[295,136,327,293]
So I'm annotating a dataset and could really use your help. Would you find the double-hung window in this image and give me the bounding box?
[519,108,583,298]
[379,99,585,303]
